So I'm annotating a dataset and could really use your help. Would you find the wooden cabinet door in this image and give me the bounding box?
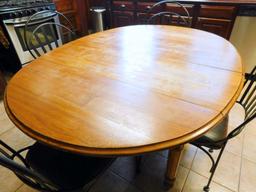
[195,17,232,39]
[53,0,88,37]
[137,13,150,24]
[112,11,134,27]
[0,70,6,97]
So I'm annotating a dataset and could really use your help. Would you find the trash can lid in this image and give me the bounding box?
[90,7,106,13]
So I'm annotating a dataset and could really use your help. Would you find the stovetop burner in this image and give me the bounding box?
[0,0,52,12]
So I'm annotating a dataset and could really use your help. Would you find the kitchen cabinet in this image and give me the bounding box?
[195,5,236,39]
[195,17,232,38]
[0,69,6,97]
[112,11,135,27]
[53,0,88,38]
[111,1,135,27]
[105,0,238,39]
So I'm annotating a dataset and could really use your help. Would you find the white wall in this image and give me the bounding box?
[230,16,256,73]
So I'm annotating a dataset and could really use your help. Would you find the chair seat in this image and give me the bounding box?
[26,142,115,191]
[191,116,229,149]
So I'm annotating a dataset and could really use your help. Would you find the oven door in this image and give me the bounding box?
[3,15,62,65]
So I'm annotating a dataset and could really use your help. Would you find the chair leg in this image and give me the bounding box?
[135,156,142,173]
[194,145,215,173]
[203,145,226,192]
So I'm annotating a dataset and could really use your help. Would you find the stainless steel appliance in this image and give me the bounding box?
[0,0,61,71]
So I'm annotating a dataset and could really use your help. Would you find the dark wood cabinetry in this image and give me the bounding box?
[55,0,254,40]
[111,1,135,27]
[53,0,88,36]
[195,5,237,39]
[112,11,135,27]
[0,70,6,97]
[105,0,238,39]
[195,17,232,38]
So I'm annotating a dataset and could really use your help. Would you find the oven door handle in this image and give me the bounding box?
[4,13,57,27]
[13,18,54,27]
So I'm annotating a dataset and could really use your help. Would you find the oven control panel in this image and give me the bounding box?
[0,0,52,7]
[4,11,57,25]
[0,2,55,20]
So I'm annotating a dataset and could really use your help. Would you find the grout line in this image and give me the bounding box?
[14,184,24,192]
[0,126,16,137]
[191,166,237,192]
[189,169,236,192]
[109,169,144,192]
[181,147,198,192]
[242,155,256,164]
[189,146,240,192]
[238,131,246,192]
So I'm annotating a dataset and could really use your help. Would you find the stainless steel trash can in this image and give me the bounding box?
[90,7,106,32]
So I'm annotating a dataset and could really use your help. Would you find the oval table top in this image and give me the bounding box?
[5,25,244,156]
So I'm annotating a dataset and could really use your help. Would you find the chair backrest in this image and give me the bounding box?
[24,10,76,59]
[237,66,256,118]
[147,0,191,27]
[227,66,256,139]
[0,140,58,191]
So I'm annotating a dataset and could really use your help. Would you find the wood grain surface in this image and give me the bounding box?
[4,25,244,156]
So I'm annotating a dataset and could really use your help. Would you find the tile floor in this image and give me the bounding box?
[0,99,255,192]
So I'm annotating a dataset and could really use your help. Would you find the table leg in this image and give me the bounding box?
[164,145,184,188]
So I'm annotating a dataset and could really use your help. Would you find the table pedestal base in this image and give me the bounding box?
[164,145,184,188]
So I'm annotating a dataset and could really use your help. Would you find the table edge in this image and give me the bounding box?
[4,74,244,156]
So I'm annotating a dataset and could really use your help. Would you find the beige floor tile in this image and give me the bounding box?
[16,185,38,192]
[180,144,197,169]
[228,103,245,128]
[239,158,256,192]
[224,103,245,157]
[225,131,244,156]
[0,167,22,192]
[182,171,234,192]
[191,149,240,191]
[0,113,15,136]
[0,99,17,135]
[171,166,190,192]
[244,119,256,136]
[243,132,256,163]
[0,100,6,115]
[0,128,35,151]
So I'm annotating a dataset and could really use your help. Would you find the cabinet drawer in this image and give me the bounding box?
[137,2,160,12]
[196,17,232,39]
[112,1,135,11]
[166,3,194,16]
[199,5,236,19]
[112,11,135,27]
[137,2,192,15]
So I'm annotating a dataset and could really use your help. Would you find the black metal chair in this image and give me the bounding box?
[0,140,115,191]
[24,10,76,59]
[147,0,191,27]
[190,66,256,192]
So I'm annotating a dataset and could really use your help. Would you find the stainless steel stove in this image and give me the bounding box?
[0,0,57,71]
[0,0,54,18]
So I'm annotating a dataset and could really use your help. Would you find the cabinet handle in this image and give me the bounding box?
[146,6,151,10]
[120,4,126,8]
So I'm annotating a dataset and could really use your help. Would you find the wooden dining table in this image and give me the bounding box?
[4,25,243,187]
